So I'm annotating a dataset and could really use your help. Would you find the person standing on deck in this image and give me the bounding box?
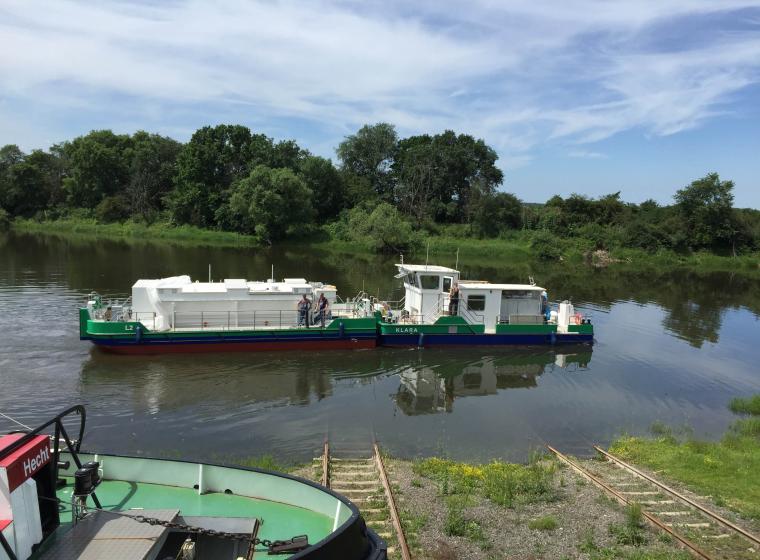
[317,293,329,328]
[297,294,312,327]
[448,283,460,316]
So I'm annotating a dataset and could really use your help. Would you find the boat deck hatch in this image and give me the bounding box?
[38,509,178,560]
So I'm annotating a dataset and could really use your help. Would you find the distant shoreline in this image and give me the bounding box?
[11,217,760,273]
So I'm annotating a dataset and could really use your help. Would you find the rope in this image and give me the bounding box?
[0,411,32,431]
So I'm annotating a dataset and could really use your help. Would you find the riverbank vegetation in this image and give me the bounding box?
[610,394,760,521]
[1,124,759,267]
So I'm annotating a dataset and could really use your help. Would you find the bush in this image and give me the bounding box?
[330,203,418,253]
[530,230,563,261]
[623,221,670,252]
[95,195,131,223]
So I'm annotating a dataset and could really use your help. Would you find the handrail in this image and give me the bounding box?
[0,405,101,509]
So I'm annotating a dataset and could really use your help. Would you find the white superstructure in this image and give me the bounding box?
[117,276,338,331]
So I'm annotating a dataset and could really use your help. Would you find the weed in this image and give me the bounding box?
[444,497,490,549]
[608,503,647,546]
[649,421,673,438]
[729,394,760,415]
[413,457,556,508]
[528,515,558,531]
[730,417,760,438]
[578,527,597,553]
[411,478,422,488]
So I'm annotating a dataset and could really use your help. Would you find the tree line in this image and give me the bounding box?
[0,123,758,256]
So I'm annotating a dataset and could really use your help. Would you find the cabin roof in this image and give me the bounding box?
[458,282,545,291]
[395,264,459,274]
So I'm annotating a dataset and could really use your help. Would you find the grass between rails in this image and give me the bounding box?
[610,397,760,521]
[412,454,558,508]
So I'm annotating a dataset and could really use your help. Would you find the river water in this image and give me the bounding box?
[1,231,759,464]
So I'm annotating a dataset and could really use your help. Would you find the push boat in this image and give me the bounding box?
[0,406,385,560]
[78,264,593,354]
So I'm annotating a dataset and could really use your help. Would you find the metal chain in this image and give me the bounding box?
[94,508,308,554]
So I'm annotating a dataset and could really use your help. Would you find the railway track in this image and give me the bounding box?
[548,445,760,560]
[317,442,412,560]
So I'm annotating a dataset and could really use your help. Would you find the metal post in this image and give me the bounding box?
[201,311,204,330]
[227,311,230,330]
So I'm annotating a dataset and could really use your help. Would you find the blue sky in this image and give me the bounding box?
[1,0,759,207]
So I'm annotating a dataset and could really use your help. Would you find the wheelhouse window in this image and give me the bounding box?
[502,290,538,299]
[443,276,452,293]
[465,294,486,311]
[419,275,440,290]
[406,273,418,288]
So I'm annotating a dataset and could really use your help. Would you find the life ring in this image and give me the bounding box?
[574,313,582,325]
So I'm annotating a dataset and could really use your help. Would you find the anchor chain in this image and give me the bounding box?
[102,509,309,554]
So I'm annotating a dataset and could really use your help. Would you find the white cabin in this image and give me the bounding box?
[127,276,337,331]
[396,264,460,321]
[457,283,546,332]
[394,264,556,333]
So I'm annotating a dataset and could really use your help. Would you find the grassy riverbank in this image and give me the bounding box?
[12,217,261,247]
[610,395,760,522]
[12,217,760,273]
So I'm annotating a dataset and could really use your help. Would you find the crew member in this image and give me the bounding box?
[297,294,312,327]
[448,283,460,315]
[316,293,329,328]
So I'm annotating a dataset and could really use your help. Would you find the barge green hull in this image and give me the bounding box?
[80,310,593,353]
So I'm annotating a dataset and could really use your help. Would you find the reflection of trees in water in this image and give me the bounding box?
[5,232,759,348]
[394,348,592,415]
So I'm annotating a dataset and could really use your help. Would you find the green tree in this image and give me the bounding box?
[170,125,254,227]
[0,148,65,218]
[271,139,306,170]
[393,131,503,223]
[470,191,522,237]
[128,132,182,220]
[336,123,398,200]
[674,173,735,250]
[62,130,133,208]
[298,156,346,221]
[0,145,26,213]
[341,202,415,252]
[228,165,314,242]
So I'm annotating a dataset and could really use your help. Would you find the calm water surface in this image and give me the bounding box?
[1,232,759,463]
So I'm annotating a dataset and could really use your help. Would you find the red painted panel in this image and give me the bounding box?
[0,435,51,492]
[0,519,10,532]
[96,338,377,355]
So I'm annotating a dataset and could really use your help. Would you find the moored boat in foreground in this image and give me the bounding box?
[0,406,385,560]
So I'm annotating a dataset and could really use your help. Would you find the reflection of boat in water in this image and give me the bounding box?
[0,406,385,560]
[394,347,592,415]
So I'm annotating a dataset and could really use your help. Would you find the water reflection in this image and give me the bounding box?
[395,348,592,415]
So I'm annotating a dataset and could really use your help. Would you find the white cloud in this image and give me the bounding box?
[0,0,759,166]
[568,150,607,159]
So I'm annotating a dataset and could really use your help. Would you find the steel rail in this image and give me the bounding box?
[594,445,760,548]
[322,441,330,489]
[373,443,411,560]
[546,445,712,560]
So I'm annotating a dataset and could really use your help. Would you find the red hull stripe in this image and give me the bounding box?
[96,338,377,355]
